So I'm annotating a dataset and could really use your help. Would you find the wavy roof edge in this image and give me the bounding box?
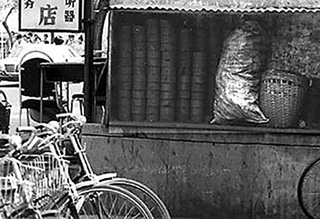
[109,4,320,13]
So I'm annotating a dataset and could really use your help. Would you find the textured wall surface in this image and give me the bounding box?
[83,123,320,218]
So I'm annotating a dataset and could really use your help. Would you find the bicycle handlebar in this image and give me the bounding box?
[56,113,78,120]
[37,132,64,149]
[35,123,58,134]
[16,126,37,133]
[56,113,86,132]
[61,120,83,129]
[16,124,60,153]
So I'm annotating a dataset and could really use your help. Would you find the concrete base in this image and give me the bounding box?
[82,123,320,218]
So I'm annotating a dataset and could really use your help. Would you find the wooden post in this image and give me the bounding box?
[84,0,94,122]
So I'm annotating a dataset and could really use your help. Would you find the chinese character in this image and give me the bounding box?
[64,10,75,22]
[65,0,76,8]
[24,0,35,9]
[39,4,58,25]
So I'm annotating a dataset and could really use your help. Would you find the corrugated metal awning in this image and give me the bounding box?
[109,0,320,12]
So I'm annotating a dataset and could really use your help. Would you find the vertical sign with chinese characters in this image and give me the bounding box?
[19,0,83,31]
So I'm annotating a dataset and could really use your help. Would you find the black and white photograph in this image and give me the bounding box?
[0,0,319,218]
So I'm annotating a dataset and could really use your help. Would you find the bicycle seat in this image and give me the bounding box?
[72,93,84,99]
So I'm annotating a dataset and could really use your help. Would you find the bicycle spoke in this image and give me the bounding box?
[95,192,111,219]
[118,196,128,215]
[75,186,153,219]
[109,193,118,217]
[106,178,171,219]
[124,207,136,219]
[84,193,104,219]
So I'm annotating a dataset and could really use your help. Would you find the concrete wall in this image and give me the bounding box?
[82,123,320,219]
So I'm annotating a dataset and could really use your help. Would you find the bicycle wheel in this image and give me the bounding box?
[104,178,171,219]
[298,157,320,219]
[52,185,154,219]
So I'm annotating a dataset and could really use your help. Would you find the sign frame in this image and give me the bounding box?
[19,0,84,32]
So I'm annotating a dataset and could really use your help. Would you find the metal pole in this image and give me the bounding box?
[40,68,43,123]
[1,6,4,59]
[1,7,3,59]
[18,67,22,126]
[84,0,94,122]
[105,11,113,126]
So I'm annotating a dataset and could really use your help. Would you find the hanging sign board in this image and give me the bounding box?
[19,0,83,32]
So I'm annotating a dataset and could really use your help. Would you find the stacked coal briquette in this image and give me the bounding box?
[160,19,176,122]
[190,17,207,123]
[132,24,147,121]
[117,25,132,121]
[146,18,161,122]
[176,25,192,122]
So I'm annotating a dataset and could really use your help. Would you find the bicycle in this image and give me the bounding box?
[0,132,63,219]
[0,126,88,219]
[16,124,154,219]
[298,156,320,219]
[40,113,171,219]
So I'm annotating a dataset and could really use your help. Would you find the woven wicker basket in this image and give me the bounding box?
[260,69,308,128]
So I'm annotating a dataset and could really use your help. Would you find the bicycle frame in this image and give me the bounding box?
[66,129,117,184]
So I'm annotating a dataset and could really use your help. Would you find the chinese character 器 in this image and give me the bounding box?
[65,10,75,22]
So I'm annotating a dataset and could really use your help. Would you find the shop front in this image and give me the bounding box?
[83,1,320,218]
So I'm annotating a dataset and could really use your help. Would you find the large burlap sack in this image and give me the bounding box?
[211,20,269,124]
